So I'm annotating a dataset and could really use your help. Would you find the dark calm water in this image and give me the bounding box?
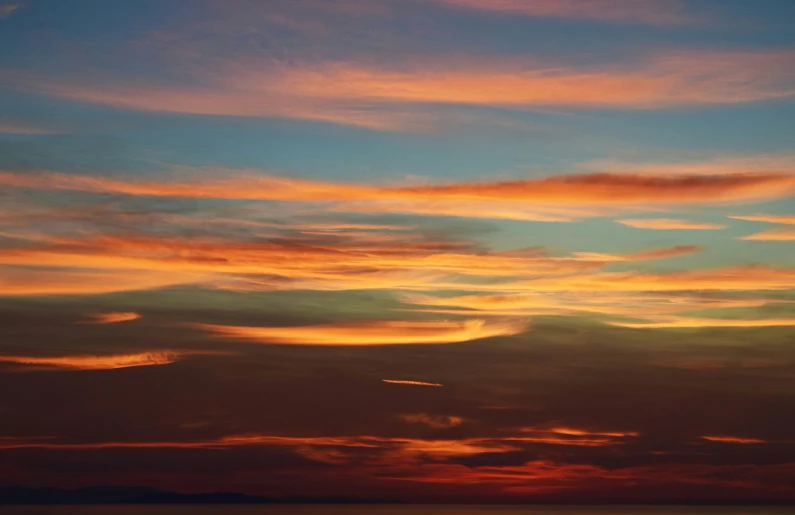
[0,506,792,515]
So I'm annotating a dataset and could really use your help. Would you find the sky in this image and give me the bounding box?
[0,0,794,504]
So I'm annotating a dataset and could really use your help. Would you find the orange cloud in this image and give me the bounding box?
[196,318,529,345]
[3,170,795,221]
[507,436,617,447]
[608,317,795,329]
[5,49,795,130]
[0,233,617,295]
[0,351,182,370]
[399,460,795,493]
[507,426,638,447]
[740,228,795,241]
[80,312,141,324]
[0,435,378,451]
[617,218,727,230]
[585,154,795,177]
[729,214,795,224]
[404,291,782,320]
[0,266,204,296]
[249,50,795,108]
[383,380,444,387]
[701,436,768,444]
[571,245,703,262]
[432,0,694,25]
[507,265,795,293]
[0,434,519,458]
[547,427,639,438]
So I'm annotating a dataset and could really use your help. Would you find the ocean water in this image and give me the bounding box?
[0,506,792,515]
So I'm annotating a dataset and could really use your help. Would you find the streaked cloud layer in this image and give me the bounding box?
[197,318,529,345]
[617,218,727,230]
[432,0,696,25]
[81,312,141,325]
[1,0,794,505]
[0,352,181,370]
[3,49,794,130]
[2,168,795,223]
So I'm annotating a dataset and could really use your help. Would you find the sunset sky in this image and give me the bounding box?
[1,0,795,504]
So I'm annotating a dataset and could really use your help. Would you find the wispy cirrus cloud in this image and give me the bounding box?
[0,122,58,135]
[728,213,795,240]
[0,224,704,296]
[701,436,768,444]
[80,312,141,324]
[617,218,727,230]
[608,317,795,329]
[0,431,626,456]
[3,169,795,222]
[729,214,795,224]
[196,318,529,345]
[405,291,785,322]
[740,228,795,241]
[0,3,19,20]
[3,49,794,130]
[499,265,795,293]
[508,426,638,447]
[586,155,795,177]
[570,245,703,262]
[0,266,202,296]
[0,434,520,458]
[543,427,639,438]
[430,0,696,25]
[383,379,444,387]
[0,351,182,370]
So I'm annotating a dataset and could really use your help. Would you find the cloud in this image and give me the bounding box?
[586,155,795,177]
[507,426,639,447]
[431,0,695,25]
[398,413,464,428]
[0,122,57,135]
[545,427,639,438]
[0,266,203,296]
[0,352,182,370]
[616,218,727,230]
[0,434,520,458]
[0,3,19,19]
[404,291,784,320]
[4,49,794,130]
[265,50,795,108]
[3,169,795,222]
[701,436,768,444]
[383,380,444,387]
[727,214,795,240]
[608,317,795,329]
[506,436,617,447]
[80,312,141,324]
[0,431,629,460]
[195,318,529,345]
[729,214,795,224]
[0,232,608,294]
[571,245,703,262]
[0,231,703,298]
[740,228,795,241]
[400,460,795,495]
[504,265,795,293]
